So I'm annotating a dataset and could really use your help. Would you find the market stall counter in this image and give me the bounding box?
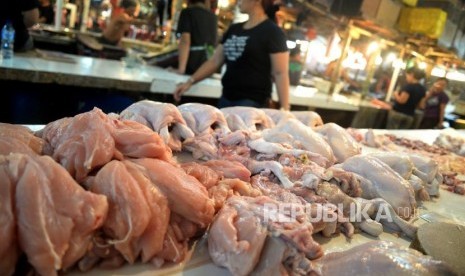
[1,50,363,126]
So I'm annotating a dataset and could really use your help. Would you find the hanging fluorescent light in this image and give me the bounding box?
[366,41,379,55]
[446,70,465,82]
[418,61,427,69]
[296,40,309,52]
[287,40,297,49]
[431,66,446,77]
[392,58,406,69]
[307,38,327,63]
[342,51,367,70]
[385,53,397,63]
[218,0,230,8]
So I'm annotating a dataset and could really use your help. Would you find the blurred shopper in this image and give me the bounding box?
[38,0,54,24]
[419,77,449,129]
[370,68,392,98]
[386,67,426,129]
[100,0,140,46]
[173,0,290,110]
[176,0,217,75]
[288,46,303,85]
[324,59,361,91]
[0,0,39,52]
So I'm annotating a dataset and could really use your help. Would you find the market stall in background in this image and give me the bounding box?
[3,0,465,128]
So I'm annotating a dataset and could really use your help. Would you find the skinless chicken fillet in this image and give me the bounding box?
[0,123,45,154]
[131,158,215,228]
[39,108,173,181]
[1,154,108,276]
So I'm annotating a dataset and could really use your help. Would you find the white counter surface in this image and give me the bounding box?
[1,52,361,111]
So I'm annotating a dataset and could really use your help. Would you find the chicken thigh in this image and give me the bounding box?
[178,103,230,135]
[119,100,194,151]
[221,106,275,132]
[407,153,442,196]
[315,123,361,163]
[177,103,231,160]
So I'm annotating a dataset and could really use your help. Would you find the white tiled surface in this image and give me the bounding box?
[0,56,37,70]
[151,76,361,111]
[0,53,160,84]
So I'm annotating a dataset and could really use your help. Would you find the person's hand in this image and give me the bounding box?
[167,67,185,75]
[173,78,194,102]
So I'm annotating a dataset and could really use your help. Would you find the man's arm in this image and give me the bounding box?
[419,90,432,109]
[190,44,224,82]
[23,8,40,27]
[177,33,191,74]
[38,16,47,24]
[173,44,224,102]
[271,51,290,110]
[130,18,147,26]
[438,103,447,128]
[394,90,410,104]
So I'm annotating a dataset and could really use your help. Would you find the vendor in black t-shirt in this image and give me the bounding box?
[176,0,217,75]
[173,0,290,110]
[0,0,39,51]
[386,67,426,129]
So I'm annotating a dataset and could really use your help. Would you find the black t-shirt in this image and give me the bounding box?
[0,0,39,50]
[39,4,54,25]
[393,83,426,116]
[220,19,288,104]
[176,6,217,75]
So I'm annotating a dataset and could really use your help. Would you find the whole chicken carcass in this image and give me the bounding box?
[120,100,195,151]
[409,154,443,196]
[221,106,275,132]
[367,152,431,201]
[265,118,336,166]
[315,123,361,163]
[291,111,324,128]
[341,155,416,220]
[261,108,296,125]
[299,179,417,238]
[247,137,330,168]
[311,241,456,275]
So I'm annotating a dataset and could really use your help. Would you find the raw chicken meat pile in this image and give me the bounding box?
[352,128,465,195]
[0,101,459,275]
